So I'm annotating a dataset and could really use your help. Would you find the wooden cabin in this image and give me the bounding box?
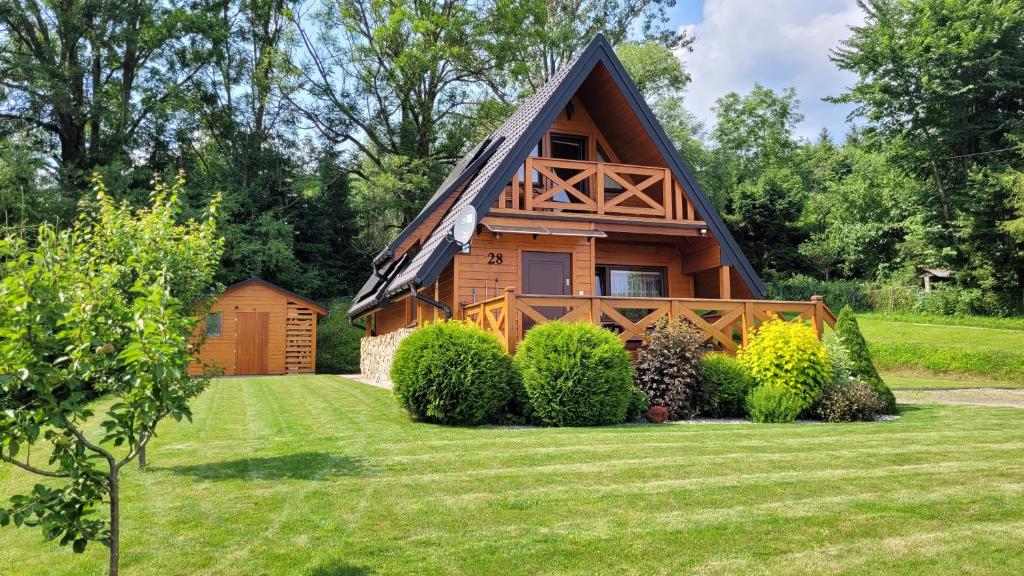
[349,35,835,367]
[190,278,329,376]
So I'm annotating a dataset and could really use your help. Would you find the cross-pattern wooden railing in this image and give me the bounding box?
[462,288,835,353]
[497,156,698,221]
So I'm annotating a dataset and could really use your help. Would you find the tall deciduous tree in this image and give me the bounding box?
[0,174,222,576]
[831,0,1024,308]
[0,0,216,184]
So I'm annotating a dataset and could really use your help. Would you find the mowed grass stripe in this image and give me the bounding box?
[4,376,1024,575]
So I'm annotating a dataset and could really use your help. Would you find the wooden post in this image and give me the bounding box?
[511,165,520,210]
[596,163,605,216]
[591,296,602,325]
[663,168,672,220]
[503,287,516,352]
[742,301,754,348]
[719,265,732,299]
[811,295,824,339]
[524,157,533,212]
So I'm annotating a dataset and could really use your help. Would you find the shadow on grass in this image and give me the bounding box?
[161,452,368,481]
[306,560,374,576]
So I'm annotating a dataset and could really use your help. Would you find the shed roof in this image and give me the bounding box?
[349,34,764,319]
[222,277,330,316]
[920,268,952,279]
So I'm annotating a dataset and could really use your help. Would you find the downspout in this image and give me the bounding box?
[408,283,452,321]
[349,316,369,334]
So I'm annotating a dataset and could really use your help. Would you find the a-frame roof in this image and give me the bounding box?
[349,34,764,319]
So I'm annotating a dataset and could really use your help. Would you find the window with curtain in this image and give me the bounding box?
[595,266,667,298]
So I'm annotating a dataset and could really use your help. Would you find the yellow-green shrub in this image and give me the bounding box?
[738,319,832,409]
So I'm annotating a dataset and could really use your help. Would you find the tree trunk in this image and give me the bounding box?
[108,471,120,576]
[138,444,146,471]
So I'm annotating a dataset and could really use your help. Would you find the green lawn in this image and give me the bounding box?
[857,314,1024,383]
[4,376,1024,575]
[884,373,1024,390]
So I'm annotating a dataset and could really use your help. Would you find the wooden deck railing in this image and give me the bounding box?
[497,156,698,221]
[462,288,836,353]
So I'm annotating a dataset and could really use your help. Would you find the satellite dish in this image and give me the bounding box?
[451,206,477,245]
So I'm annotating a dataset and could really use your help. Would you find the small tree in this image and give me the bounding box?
[834,306,896,413]
[0,174,222,576]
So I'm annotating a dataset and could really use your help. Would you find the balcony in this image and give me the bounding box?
[494,157,702,223]
[463,289,836,353]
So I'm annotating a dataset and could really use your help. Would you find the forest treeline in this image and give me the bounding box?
[1,0,1022,313]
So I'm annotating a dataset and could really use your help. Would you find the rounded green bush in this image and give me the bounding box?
[702,353,756,418]
[391,321,514,425]
[746,385,805,423]
[738,319,832,410]
[513,321,633,426]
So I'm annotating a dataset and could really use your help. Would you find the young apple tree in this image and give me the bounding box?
[0,173,222,576]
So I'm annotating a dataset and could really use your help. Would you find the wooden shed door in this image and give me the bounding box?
[236,312,269,375]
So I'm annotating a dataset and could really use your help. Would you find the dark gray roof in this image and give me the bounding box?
[349,34,764,319]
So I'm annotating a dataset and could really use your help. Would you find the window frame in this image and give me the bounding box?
[205,312,223,338]
[594,265,668,298]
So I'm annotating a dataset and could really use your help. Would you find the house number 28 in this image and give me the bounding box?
[487,252,503,265]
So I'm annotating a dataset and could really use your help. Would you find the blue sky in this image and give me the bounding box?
[663,0,862,141]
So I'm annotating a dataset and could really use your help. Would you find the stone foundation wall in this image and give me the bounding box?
[360,328,414,387]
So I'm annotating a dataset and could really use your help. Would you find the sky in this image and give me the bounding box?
[666,0,864,141]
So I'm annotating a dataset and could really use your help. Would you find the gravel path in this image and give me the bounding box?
[895,388,1024,408]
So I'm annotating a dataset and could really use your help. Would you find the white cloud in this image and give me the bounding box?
[679,0,864,141]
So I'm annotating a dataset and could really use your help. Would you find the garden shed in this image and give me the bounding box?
[189,278,329,376]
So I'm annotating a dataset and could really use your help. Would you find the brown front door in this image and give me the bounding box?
[236,311,269,375]
[522,252,572,330]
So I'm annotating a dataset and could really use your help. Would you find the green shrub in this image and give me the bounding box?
[626,387,650,422]
[738,319,831,410]
[766,274,869,311]
[812,380,886,423]
[633,318,707,419]
[514,321,633,426]
[391,321,514,425]
[316,298,363,374]
[702,353,756,418]
[823,333,853,386]
[834,306,896,413]
[746,385,805,423]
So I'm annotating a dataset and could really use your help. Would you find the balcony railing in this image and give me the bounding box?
[496,157,699,221]
[462,289,836,353]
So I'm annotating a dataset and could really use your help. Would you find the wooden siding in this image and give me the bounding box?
[595,241,694,298]
[454,229,593,312]
[374,297,410,334]
[189,282,322,376]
